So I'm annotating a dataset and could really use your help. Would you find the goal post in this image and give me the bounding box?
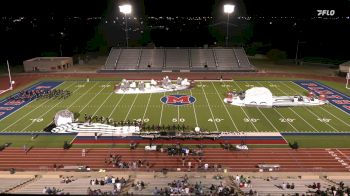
[346,67,350,89]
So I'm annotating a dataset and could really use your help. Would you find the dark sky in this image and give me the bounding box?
[1,0,349,17]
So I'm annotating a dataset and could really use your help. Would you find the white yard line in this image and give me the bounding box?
[142,93,152,120]
[230,81,258,132]
[124,94,139,121]
[91,84,114,116]
[280,81,339,132]
[200,81,219,132]
[258,81,299,132]
[108,94,125,119]
[289,82,350,128]
[0,82,66,123]
[190,89,199,127]
[1,82,71,131]
[22,82,99,132]
[78,82,110,114]
[159,92,165,125]
[211,82,238,131]
[177,106,180,124]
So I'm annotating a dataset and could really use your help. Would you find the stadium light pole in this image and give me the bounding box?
[119,4,132,48]
[224,4,235,47]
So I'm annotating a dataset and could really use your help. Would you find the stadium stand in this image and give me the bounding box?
[190,48,217,70]
[104,48,121,69]
[101,47,255,72]
[115,48,140,70]
[233,48,253,69]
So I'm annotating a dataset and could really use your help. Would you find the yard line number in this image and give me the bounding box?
[317,118,331,123]
[133,118,150,123]
[76,84,85,88]
[172,118,185,123]
[208,118,224,123]
[30,118,43,123]
[279,118,295,123]
[243,118,259,123]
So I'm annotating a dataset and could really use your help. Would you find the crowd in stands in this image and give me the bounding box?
[105,153,149,170]
[60,176,75,184]
[152,175,235,196]
[305,181,350,195]
[87,175,129,195]
[42,186,64,195]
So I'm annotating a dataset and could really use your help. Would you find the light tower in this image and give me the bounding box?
[224,4,235,47]
[119,4,132,47]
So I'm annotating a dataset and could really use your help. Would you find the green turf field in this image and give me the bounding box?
[0,80,349,133]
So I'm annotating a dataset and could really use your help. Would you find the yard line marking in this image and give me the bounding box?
[272,81,319,132]
[0,82,66,123]
[108,94,125,119]
[91,84,115,116]
[200,81,219,132]
[211,82,238,131]
[241,81,279,132]
[190,89,199,127]
[177,106,180,124]
[142,93,152,121]
[124,94,139,121]
[258,81,299,132]
[1,81,71,132]
[159,92,165,125]
[290,82,350,129]
[230,81,258,132]
[21,82,99,132]
[78,82,110,113]
[279,81,339,132]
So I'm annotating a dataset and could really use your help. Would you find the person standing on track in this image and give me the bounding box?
[82,148,86,157]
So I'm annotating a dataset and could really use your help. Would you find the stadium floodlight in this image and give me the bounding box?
[119,4,132,47]
[224,4,235,47]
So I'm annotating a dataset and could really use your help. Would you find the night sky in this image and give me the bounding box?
[1,0,349,17]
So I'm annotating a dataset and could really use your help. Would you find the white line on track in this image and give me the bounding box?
[22,82,99,132]
[200,81,219,132]
[211,81,238,131]
[124,94,139,121]
[1,82,71,132]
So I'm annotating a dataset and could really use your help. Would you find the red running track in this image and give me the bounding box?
[0,148,349,172]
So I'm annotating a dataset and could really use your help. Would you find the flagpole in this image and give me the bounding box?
[347,67,350,89]
[7,60,13,90]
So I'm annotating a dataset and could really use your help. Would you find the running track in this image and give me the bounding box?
[1,148,350,172]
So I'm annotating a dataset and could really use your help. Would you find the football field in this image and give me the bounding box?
[0,80,349,133]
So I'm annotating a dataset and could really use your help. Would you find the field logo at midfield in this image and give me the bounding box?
[161,95,196,106]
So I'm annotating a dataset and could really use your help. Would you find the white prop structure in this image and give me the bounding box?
[115,76,193,94]
[224,87,328,108]
[52,122,140,135]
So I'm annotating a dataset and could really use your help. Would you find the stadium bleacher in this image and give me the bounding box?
[102,47,255,72]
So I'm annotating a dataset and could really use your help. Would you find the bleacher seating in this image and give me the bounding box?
[116,48,141,70]
[102,47,255,72]
[104,48,121,69]
[13,176,129,195]
[165,48,190,70]
[0,177,33,194]
[213,48,237,70]
[190,49,217,70]
[138,48,165,70]
[234,48,253,69]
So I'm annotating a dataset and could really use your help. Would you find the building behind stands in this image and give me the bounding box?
[23,57,73,72]
[101,47,255,72]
